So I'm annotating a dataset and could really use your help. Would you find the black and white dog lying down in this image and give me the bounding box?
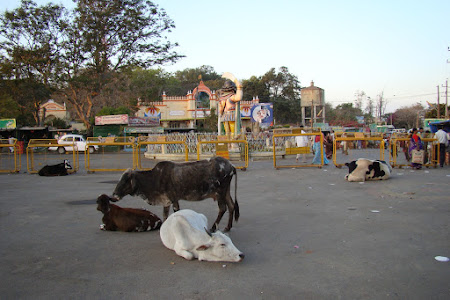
[38,159,72,176]
[345,159,392,182]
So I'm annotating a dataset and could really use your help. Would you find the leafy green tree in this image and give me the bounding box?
[327,103,363,126]
[1,0,183,130]
[259,67,301,124]
[0,93,20,118]
[242,75,269,101]
[129,68,170,102]
[198,107,218,132]
[425,103,448,119]
[0,0,65,125]
[44,117,69,129]
[171,65,222,97]
[393,103,424,129]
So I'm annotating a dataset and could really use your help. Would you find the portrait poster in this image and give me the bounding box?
[251,103,273,127]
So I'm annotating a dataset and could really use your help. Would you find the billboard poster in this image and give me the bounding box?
[128,116,160,127]
[0,119,16,129]
[95,114,129,125]
[143,107,161,119]
[251,103,273,127]
[240,106,251,118]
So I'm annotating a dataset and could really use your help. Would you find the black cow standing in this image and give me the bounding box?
[112,157,239,232]
[38,159,72,176]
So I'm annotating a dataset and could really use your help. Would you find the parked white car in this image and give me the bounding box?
[49,134,98,154]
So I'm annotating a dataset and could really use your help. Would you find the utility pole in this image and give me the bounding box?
[437,85,440,119]
[443,79,448,119]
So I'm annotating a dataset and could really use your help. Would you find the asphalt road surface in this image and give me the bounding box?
[1,158,449,299]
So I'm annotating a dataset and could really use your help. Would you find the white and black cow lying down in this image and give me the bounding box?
[112,157,239,232]
[345,159,392,182]
[96,194,162,232]
[160,209,244,262]
[38,159,72,176]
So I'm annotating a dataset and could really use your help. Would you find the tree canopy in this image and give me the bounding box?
[0,0,183,131]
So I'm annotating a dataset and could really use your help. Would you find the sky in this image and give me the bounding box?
[2,0,450,113]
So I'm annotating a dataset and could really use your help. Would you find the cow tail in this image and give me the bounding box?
[233,167,240,222]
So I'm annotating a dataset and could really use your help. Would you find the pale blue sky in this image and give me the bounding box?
[2,0,450,113]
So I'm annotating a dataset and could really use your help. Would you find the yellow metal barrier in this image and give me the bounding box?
[26,139,79,174]
[389,137,438,168]
[137,140,189,170]
[0,139,21,173]
[196,139,249,170]
[333,133,385,168]
[85,137,136,173]
[272,132,323,169]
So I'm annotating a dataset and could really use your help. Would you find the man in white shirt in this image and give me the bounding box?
[434,127,448,167]
[295,126,309,162]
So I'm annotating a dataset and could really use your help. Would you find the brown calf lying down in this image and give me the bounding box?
[96,194,162,232]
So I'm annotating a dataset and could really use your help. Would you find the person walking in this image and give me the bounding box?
[312,132,329,165]
[434,127,448,167]
[295,126,309,162]
[323,131,334,160]
[408,128,424,169]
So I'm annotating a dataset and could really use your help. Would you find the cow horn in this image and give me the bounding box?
[204,227,212,237]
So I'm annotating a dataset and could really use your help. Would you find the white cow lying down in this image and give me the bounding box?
[345,158,392,182]
[160,209,244,262]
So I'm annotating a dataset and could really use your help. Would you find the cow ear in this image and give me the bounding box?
[196,244,211,251]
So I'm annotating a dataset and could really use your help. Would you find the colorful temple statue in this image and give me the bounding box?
[218,72,243,138]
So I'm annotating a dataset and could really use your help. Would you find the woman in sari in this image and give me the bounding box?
[323,131,334,160]
[408,128,424,169]
[312,132,329,165]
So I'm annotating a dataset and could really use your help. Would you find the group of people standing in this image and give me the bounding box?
[295,128,333,165]
[294,126,449,168]
[405,127,448,169]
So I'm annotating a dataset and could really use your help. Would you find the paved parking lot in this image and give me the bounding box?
[1,158,449,299]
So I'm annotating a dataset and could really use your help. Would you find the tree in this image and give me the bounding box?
[246,67,301,124]
[1,0,183,130]
[425,103,448,119]
[392,103,424,129]
[129,67,170,102]
[199,107,218,132]
[0,0,66,125]
[242,75,269,101]
[354,90,366,111]
[44,117,69,128]
[327,103,363,126]
[171,65,222,96]
[375,92,387,121]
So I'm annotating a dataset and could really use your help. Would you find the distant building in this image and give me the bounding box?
[135,81,260,132]
[300,81,325,127]
[39,100,70,125]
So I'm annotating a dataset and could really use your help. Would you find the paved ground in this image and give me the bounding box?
[1,156,449,299]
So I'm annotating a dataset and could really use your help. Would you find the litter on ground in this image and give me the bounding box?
[434,256,449,262]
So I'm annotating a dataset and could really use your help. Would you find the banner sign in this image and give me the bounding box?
[95,114,129,125]
[128,116,160,127]
[251,103,273,127]
[240,106,251,118]
[124,127,164,134]
[144,107,161,118]
[169,110,185,116]
[0,119,16,130]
